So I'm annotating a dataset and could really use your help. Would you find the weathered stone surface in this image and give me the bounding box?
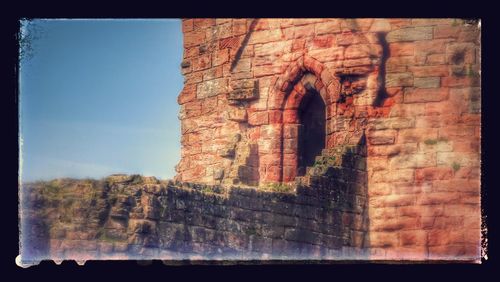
[370,117,416,130]
[230,79,255,90]
[227,108,248,122]
[367,130,397,145]
[197,78,228,99]
[404,88,449,103]
[386,27,433,42]
[414,77,440,88]
[249,29,283,44]
[228,88,259,101]
[315,20,341,35]
[386,73,414,87]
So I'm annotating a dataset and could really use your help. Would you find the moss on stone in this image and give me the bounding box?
[265,182,295,193]
[424,137,448,145]
[97,228,124,243]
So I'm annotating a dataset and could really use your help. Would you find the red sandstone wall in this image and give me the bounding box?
[176,18,481,261]
[177,18,385,185]
[363,19,481,260]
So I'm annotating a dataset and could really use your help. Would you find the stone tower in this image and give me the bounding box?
[175,18,481,187]
[175,19,482,258]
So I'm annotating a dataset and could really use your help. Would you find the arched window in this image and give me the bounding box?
[297,89,326,176]
[264,55,340,184]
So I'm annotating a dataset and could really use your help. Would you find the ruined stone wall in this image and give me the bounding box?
[21,173,368,263]
[175,18,481,261]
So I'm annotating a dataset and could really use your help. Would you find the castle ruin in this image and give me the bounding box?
[20,19,482,264]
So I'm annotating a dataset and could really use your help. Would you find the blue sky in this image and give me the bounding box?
[20,19,184,181]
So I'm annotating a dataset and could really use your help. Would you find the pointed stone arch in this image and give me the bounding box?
[269,54,340,111]
[264,54,341,183]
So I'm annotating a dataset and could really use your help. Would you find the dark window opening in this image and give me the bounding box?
[297,89,326,176]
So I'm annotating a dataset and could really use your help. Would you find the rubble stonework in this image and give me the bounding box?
[21,173,369,262]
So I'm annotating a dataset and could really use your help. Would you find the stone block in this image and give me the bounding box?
[308,47,344,62]
[293,24,315,38]
[182,19,194,33]
[417,192,461,205]
[184,30,206,48]
[219,36,242,49]
[371,169,415,183]
[386,27,433,42]
[367,130,397,145]
[228,87,259,101]
[248,111,269,126]
[232,19,247,36]
[428,229,465,246]
[230,79,255,90]
[386,72,414,87]
[436,152,479,167]
[398,128,438,144]
[389,43,415,57]
[345,44,381,59]
[369,231,399,247]
[404,88,449,103]
[177,84,197,105]
[213,168,224,180]
[227,108,247,122]
[414,77,440,88]
[197,78,228,99]
[310,35,335,49]
[400,230,428,247]
[315,20,341,35]
[371,217,420,232]
[260,225,285,239]
[371,117,416,130]
[254,41,290,56]
[249,235,273,253]
[193,19,216,30]
[284,228,321,245]
[253,65,283,77]
[415,167,453,181]
[249,29,283,44]
[192,54,211,71]
[408,65,449,77]
[232,58,252,73]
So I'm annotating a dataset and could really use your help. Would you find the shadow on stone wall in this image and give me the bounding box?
[230,19,259,72]
[372,32,390,107]
[237,143,260,187]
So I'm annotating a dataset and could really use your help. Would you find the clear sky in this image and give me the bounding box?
[19,19,184,182]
